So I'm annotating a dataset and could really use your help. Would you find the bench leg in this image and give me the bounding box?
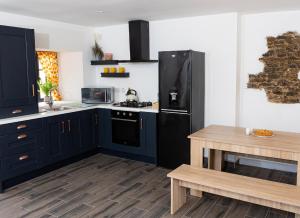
[171,178,186,215]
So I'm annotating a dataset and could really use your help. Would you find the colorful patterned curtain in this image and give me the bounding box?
[37,51,62,101]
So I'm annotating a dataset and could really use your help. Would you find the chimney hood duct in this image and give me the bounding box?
[129,20,150,61]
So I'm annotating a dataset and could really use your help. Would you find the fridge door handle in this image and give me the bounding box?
[161,109,188,113]
[160,110,189,115]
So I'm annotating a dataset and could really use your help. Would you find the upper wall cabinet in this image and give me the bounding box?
[0,25,38,119]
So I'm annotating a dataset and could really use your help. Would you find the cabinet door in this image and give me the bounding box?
[80,110,98,152]
[140,112,157,159]
[46,116,67,163]
[98,109,111,148]
[64,113,81,157]
[0,26,37,109]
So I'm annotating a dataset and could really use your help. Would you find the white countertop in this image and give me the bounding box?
[0,101,158,125]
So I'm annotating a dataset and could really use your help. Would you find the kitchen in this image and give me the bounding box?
[1,1,300,217]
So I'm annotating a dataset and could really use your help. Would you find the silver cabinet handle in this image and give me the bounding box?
[19,155,29,161]
[17,124,27,130]
[17,134,27,140]
[140,118,143,129]
[12,109,22,114]
[111,117,137,123]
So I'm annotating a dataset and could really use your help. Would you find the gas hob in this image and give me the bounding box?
[113,101,152,108]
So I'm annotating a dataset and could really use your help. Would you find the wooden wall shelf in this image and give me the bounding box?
[91,60,119,65]
[101,73,130,78]
[91,60,158,65]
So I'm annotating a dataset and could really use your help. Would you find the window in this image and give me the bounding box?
[36,51,62,101]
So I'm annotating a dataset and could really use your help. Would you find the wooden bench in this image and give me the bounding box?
[167,164,300,216]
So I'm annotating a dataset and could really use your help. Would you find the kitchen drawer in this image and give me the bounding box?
[0,118,43,136]
[1,150,38,180]
[0,104,38,120]
[0,131,42,157]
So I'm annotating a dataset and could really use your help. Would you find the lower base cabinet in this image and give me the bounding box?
[99,110,157,163]
[45,111,99,164]
[80,110,99,152]
[0,109,101,192]
[0,108,157,192]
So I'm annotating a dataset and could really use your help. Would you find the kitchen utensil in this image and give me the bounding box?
[126,88,138,102]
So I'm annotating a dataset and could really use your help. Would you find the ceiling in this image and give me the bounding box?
[0,0,300,27]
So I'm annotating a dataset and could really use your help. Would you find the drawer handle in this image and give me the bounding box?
[19,155,29,161]
[12,109,22,114]
[17,124,27,130]
[17,134,27,140]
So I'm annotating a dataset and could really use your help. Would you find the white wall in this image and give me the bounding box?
[239,11,300,133]
[0,11,94,101]
[58,52,84,101]
[92,13,238,126]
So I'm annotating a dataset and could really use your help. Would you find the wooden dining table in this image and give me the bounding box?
[188,125,300,200]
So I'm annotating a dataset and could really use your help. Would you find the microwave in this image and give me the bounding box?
[81,88,114,104]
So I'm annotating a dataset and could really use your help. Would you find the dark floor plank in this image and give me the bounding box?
[0,154,296,218]
[185,194,219,217]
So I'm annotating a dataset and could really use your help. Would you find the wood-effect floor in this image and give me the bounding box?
[0,153,297,218]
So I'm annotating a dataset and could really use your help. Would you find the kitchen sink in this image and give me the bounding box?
[39,106,73,113]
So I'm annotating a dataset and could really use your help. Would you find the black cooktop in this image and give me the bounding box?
[113,101,152,108]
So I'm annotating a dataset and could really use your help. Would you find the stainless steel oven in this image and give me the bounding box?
[111,110,140,147]
[81,88,114,104]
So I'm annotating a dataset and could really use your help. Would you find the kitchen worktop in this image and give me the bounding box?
[0,101,158,125]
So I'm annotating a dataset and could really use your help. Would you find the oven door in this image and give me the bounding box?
[111,116,140,147]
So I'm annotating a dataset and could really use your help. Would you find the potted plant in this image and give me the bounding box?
[37,79,57,108]
[92,41,104,60]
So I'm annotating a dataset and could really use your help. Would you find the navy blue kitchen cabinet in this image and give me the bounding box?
[45,112,82,164]
[0,119,45,192]
[140,112,157,161]
[98,109,111,147]
[64,112,81,158]
[80,109,99,152]
[45,114,67,164]
[0,25,38,119]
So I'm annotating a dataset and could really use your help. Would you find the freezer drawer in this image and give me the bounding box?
[158,112,191,169]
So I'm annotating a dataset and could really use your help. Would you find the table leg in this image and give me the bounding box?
[208,149,214,169]
[190,140,204,197]
[296,161,300,218]
[214,150,224,171]
[208,149,224,171]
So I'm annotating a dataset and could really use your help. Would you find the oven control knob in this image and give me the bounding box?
[129,113,132,117]
[123,112,126,116]
[117,112,120,115]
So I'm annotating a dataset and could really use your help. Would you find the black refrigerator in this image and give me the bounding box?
[158,50,205,169]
